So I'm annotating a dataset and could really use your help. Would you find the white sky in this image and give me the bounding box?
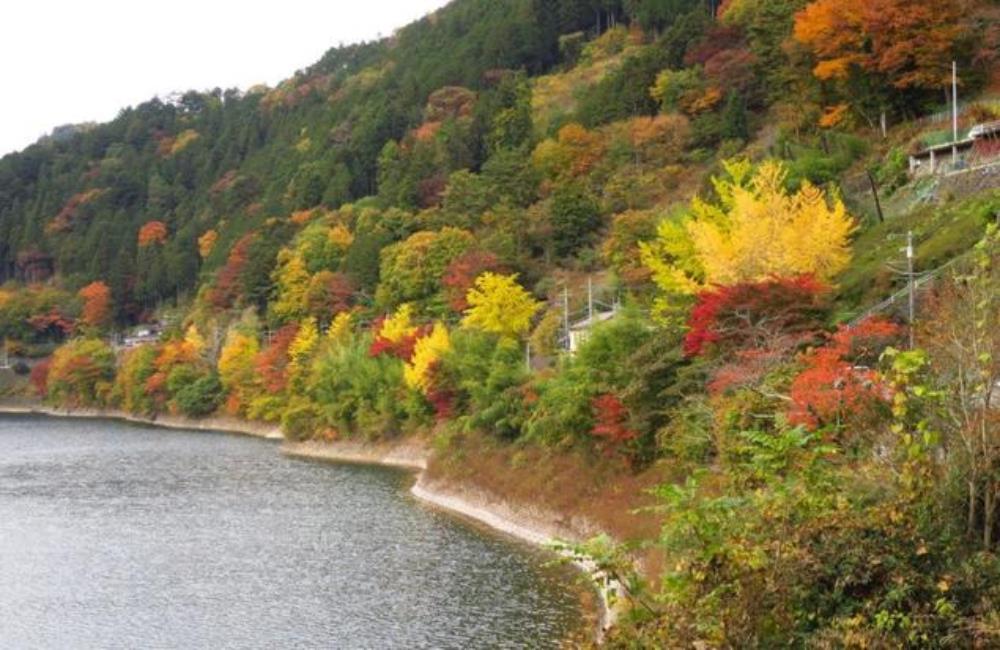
[0,0,451,156]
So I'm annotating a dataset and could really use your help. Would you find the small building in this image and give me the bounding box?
[910,120,1000,177]
[119,322,163,349]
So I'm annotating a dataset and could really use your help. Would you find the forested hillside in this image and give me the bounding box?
[3,0,1000,645]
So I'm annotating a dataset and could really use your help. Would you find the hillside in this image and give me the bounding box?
[3,0,1000,646]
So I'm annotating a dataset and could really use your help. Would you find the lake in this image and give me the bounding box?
[0,415,583,648]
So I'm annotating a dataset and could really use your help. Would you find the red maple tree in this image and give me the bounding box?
[788,317,903,430]
[255,324,300,393]
[684,275,829,358]
[30,359,51,397]
[591,393,638,445]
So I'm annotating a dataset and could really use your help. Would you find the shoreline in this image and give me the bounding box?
[0,404,618,641]
[0,403,284,440]
[285,440,619,639]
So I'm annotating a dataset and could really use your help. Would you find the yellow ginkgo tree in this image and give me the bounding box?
[462,273,542,341]
[326,311,353,345]
[404,322,451,394]
[640,159,855,322]
[270,252,311,322]
[287,317,320,390]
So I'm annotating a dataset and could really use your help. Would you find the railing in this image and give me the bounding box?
[848,254,969,326]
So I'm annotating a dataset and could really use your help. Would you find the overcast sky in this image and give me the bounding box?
[0,0,450,156]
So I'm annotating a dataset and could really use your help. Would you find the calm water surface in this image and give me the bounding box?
[0,415,583,649]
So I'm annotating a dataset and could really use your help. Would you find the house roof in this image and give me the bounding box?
[569,310,617,331]
[913,138,975,158]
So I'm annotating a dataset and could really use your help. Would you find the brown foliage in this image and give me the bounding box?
[137,220,168,247]
[795,0,969,90]
[442,250,504,312]
[78,281,112,329]
[47,188,107,234]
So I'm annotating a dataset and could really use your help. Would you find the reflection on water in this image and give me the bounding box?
[0,415,581,649]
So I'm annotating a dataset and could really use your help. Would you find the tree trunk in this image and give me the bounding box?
[866,170,884,223]
[984,482,995,551]
[968,478,978,539]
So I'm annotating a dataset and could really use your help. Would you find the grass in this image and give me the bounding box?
[836,187,999,315]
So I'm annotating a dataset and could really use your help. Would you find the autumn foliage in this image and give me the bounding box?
[641,160,855,314]
[441,250,503,312]
[591,393,637,446]
[684,275,829,358]
[210,234,254,308]
[198,230,218,258]
[78,281,112,329]
[370,305,428,361]
[788,318,903,430]
[404,322,452,417]
[462,273,541,341]
[45,338,116,407]
[46,188,107,234]
[27,310,75,338]
[794,0,967,91]
[30,358,51,397]
[255,324,299,393]
[137,221,168,247]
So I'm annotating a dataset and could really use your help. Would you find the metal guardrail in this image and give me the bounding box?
[848,253,970,326]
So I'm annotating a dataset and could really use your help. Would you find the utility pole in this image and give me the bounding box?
[525,342,532,372]
[562,287,570,351]
[952,60,959,166]
[907,230,916,349]
[587,276,594,324]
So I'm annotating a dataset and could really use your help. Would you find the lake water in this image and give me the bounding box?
[0,415,583,649]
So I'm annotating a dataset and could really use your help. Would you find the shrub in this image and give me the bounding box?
[311,332,407,439]
[280,396,324,441]
[46,338,116,407]
[173,373,224,418]
[684,275,830,358]
[444,331,531,440]
[29,359,51,397]
[113,345,159,415]
[524,365,597,446]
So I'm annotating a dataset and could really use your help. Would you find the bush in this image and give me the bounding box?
[113,345,159,415]
[280,396,324,441]
[874,146,909,196]
[173,373,223,418]
[46,338,116,407]
[444,331,530,440]
[525,364,596,446]
[549,182,602,258]
[310,333,407,439]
